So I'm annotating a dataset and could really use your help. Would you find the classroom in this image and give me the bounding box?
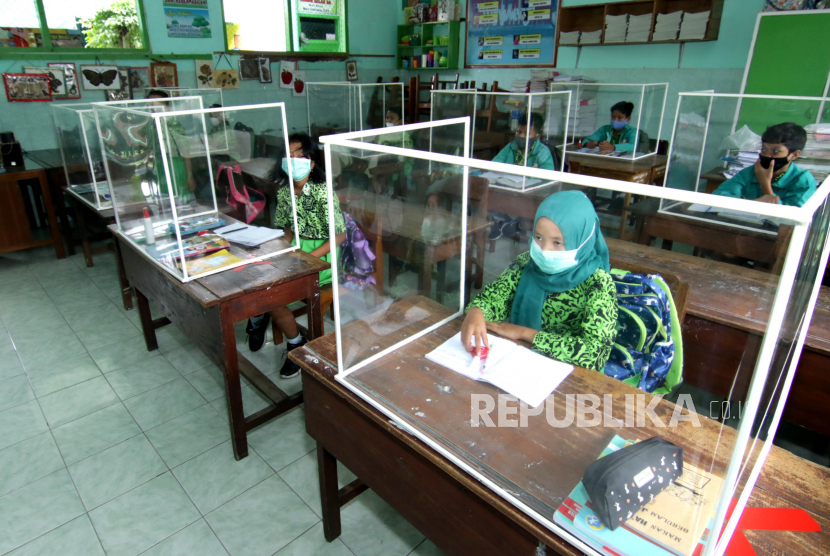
[0,0,829,554]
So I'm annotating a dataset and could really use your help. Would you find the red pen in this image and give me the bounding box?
[471,345,489,374]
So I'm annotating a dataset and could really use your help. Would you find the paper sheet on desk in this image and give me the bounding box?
[426,333,573,407]
[216,225,285,246]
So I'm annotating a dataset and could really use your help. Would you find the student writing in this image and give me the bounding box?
[584,101,638,153]
[713,122,817,207]
[461,190,618,371]
[246,133,347,378]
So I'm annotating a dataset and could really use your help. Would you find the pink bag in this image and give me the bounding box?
[220,164,265,224]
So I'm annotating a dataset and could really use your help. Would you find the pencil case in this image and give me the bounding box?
[583,436,683,530]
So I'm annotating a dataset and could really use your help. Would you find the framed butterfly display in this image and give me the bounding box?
[80,65,121,91]
[48,63,81,99]
[105,67,133,101]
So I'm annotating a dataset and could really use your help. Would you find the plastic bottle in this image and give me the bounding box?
[143,208,155,245]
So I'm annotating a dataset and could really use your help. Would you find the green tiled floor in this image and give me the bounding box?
[0,247,445,556]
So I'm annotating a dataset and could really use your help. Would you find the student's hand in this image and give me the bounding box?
[755,194,780,205]
[585,141,598,149]
[754,158,775,195]
[598,141,615,152]
[461,308,489,355]
[486,321,537,343]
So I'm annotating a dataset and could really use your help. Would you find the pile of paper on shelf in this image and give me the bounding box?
[559,30,581,45]
[679,10,710,40]
[626,13,653,42]
[653,11,682,41]
[580,30,603,44]
[603,14,628,43]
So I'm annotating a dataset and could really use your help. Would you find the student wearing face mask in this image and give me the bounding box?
[584,101,638,153]
[245,133,347,378]
[461,190,618,371]
[713,122,816,207]
[491,111,556,170]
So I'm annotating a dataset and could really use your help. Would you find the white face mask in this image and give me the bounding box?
[530,222,595,275]
[281,157,312,181]
[385,121,397,127]
[209,117,222,127]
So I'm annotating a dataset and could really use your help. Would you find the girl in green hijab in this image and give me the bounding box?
[462,190,618,371]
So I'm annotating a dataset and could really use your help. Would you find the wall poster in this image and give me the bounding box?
[465,0,557,67]
[164,0,212,38]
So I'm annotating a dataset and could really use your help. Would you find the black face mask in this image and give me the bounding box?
[759,154,790,172]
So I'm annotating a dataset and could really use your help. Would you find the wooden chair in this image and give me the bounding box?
[608,255,690,323]
[435,73,460,90]
[416,74,439,121]
[475,80,510,132]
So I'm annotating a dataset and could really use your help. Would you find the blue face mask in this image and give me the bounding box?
[611,119,627,131]
[282,157,312,181]
[530,223,595,275]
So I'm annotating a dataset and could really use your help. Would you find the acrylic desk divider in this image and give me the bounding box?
[430,89,572,191]
[53,103,112,211]
[93,99,298,282]
[548,82,668,161]
[306,82,406,142]
[319,115,830,556]
[134,86,224,110]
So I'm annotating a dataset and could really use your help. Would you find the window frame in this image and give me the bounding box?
[220,0,349,54]
[0,0,151,58]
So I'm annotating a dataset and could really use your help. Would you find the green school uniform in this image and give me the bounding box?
[492,140,556,170]
[584,124,638,153]
[467,254,618,371]
[712,162,817,207]
[273,181,347,286]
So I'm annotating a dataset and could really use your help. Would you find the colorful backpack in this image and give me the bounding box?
[603,271,683,395]
[339,211,376,290]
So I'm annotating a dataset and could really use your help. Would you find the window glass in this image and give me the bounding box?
[41,0,143,49]
[224,0,287,51]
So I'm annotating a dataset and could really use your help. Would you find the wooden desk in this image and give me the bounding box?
[0,167,65,259]
[115,229,329,460]
[566,152,667,240]
[292,301,830,556]
[339,188,491,295]
[606,238,830,437]
[627,198,790,272]
[25,148,80,256]
[701,167,729,194]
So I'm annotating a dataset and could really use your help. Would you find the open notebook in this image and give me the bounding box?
[426,334,573,407]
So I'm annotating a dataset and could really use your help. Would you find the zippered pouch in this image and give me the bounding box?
[583,436,683,530]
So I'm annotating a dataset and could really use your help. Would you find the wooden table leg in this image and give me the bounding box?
[135,288,159,352]
[73,200,94,267]
[113,235,133,311]
[220,304,249,460]
[318,443,342,542]
[617,192,632,240]
[52,181,75,257]
[306,277,324,340]
[37,172,66,259]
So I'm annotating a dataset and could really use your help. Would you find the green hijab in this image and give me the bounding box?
[509,190,609,331]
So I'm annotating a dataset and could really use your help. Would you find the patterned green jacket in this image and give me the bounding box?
[467,252,618,371]
[274,181,346,240]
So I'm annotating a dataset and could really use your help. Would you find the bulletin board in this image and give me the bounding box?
[738,10,830,130]
[465,0,558,68]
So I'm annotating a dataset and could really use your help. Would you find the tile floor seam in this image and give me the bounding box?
[266,521,322,556]
[201,472,291,522]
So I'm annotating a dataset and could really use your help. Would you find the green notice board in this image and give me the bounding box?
[739,12,830,130]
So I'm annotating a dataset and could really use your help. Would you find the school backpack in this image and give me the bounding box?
[339,211,376,290]
[603,270,683,395]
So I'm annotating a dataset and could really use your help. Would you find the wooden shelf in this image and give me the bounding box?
[397,20,460,70]
[556,0,723,47]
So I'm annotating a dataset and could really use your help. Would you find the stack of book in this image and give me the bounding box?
[571,84,599,138]
[510,79,529,93]
[678,11,710,40]
[626,13,653,42]
[653,11,682,41]
[559,30,581,45]
[723,150,760,179]
[555,436,724,556]
[604,14,628,44]
[580,30,603,44]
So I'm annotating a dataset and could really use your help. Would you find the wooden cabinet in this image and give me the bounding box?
[557,0,723,46]
[0,168,65,259]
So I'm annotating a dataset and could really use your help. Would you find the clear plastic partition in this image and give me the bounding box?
[664,93,830,203]
[321,117,830,556]
[306,82,406,142]
[550,82,668,160]
[94,100,297,282]
[135,87,224,109]
[431,90,571,190]
[53,103,110,211]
